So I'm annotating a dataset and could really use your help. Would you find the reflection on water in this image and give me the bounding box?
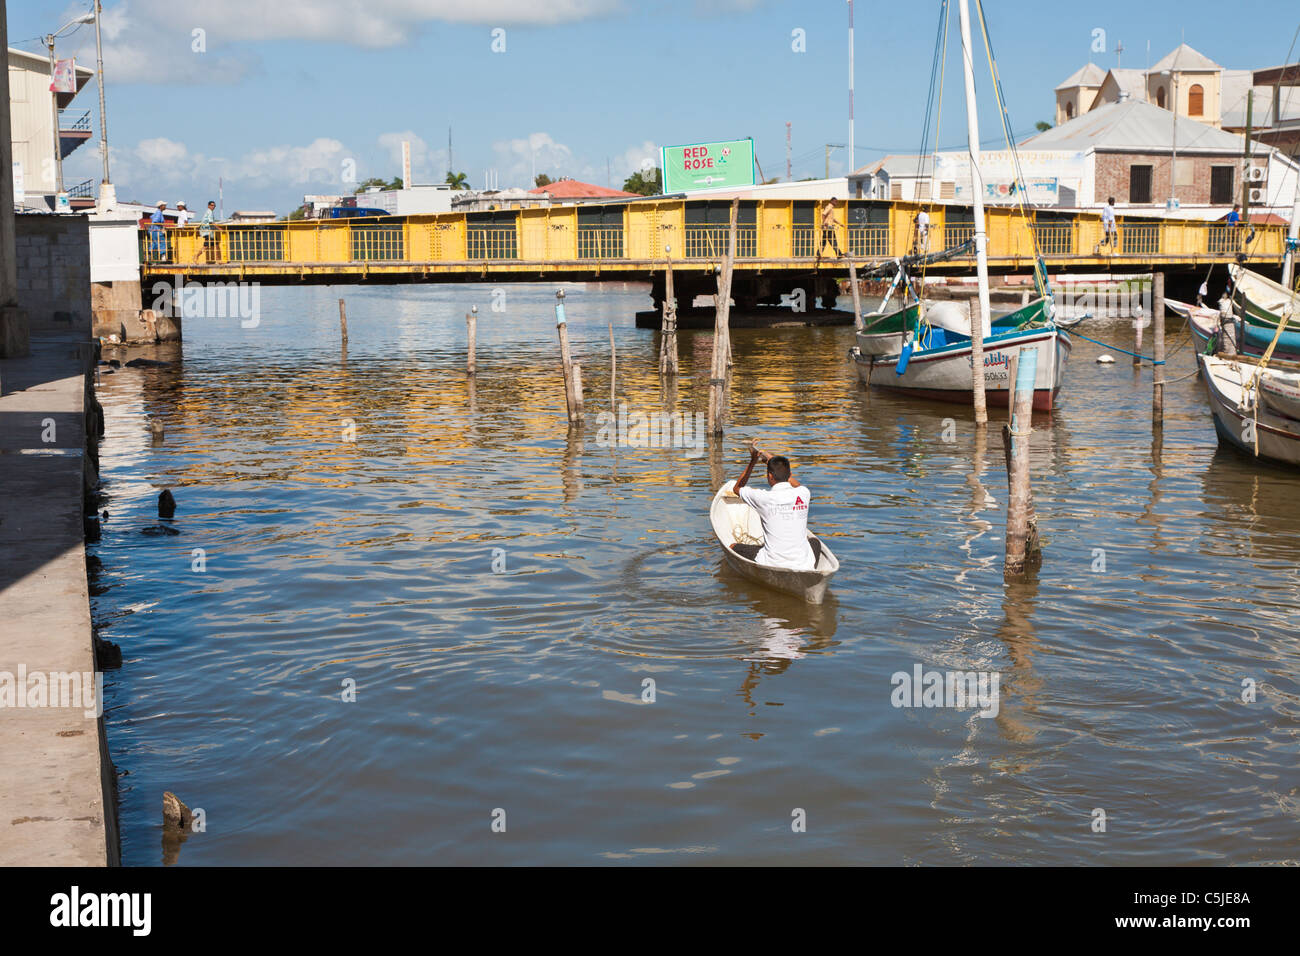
[91,286,1300,865]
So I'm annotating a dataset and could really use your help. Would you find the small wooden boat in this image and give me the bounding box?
[1259,368,1300,420]
[851,298,1070,411]
[709,480,839,604]
[1199,353,1300,468]
[857,301,920,356]
[1230,264,1300,327]
[1176,297,1300,362]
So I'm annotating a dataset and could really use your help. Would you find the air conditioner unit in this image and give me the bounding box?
[1249,165,1267,182]
[1249,187,1266,204]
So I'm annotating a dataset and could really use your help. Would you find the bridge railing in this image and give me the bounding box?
[137,202,1290,270]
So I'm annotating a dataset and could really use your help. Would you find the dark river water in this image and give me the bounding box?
[90,283,1300,865]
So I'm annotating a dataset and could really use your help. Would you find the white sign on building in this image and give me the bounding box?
[936,150,1088,206]
[13,162,23,204]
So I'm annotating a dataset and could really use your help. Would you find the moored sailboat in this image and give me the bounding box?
[851,0,1070,411]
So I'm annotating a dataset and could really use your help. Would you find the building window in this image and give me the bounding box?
[1066,102,1075,120]
[1130,164,1153,204]
[1211,166,1234,204]
[1157,86,1166,109]
[1188,84,1204,116]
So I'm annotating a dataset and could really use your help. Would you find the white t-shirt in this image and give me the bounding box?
[1101,204,1116,228]
[737,481,815,570]
[176,209,193,225]
[916,211,930,229]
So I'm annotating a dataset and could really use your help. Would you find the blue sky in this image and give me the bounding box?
[10,0,1297,212]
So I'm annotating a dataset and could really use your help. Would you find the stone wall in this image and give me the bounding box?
[13,215,92,338]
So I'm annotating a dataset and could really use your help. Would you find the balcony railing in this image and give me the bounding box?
[58,109,91,132]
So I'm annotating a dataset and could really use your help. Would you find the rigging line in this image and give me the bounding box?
[914,0,948,181]
[918,0,951,300]
[974,0,1044,276]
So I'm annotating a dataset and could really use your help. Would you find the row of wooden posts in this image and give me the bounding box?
[332,210,1172,581]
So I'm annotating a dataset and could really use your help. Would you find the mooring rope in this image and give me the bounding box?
[1066,316,1192,367]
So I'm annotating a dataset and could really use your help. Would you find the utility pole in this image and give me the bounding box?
[825,144,845,180]
[448,127,453,179]
[1283,156,1299,289]
[93,0,109,187]
[847,0,855,169]
[1241,90,1253,227]
[785,122,792,180]
[45,34,63,197]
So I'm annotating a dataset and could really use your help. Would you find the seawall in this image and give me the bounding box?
[0,331,119,865]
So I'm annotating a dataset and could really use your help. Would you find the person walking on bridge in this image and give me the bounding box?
[199,200,218,263]
[817,198,842,261]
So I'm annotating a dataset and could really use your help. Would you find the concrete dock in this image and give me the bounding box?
[0,332,118,865]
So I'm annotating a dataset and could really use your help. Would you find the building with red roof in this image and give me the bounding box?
[527,179,640,201]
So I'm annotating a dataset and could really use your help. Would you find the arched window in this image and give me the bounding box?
[1157,86,1166,109]
[1189,84,1204,116]
[1066,102,1075,120]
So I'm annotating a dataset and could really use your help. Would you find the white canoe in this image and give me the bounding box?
[709,480,840,604]
[1199,354,1300,468]
[1259,368,1300,421]
[1229,264,1300,326]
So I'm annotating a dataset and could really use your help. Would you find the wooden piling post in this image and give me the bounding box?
[1003,346,1040,576]
[709,199,740,436]
[659,248,678,376]
[608,320,616,409]
[571,362,584,419]
[1133,299,1143,367]
[338,298,349,345]
[466,305,477,376]
[555,290,580,422]
[970,297,988,425]
[848,257,864,331]
[1152,271,1165,423]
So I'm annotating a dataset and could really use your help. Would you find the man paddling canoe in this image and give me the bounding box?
[730,442,820,571]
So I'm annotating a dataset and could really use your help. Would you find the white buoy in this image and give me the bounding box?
[1097,354,1116,364]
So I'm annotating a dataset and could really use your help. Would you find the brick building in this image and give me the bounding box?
[1019,98,1298,220]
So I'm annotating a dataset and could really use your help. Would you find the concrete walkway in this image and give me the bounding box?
[0,332,117,865]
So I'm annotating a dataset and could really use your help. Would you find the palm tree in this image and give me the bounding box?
[445,171,469,190]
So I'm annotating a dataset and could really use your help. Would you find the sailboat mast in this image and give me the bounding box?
[957,0,991,337]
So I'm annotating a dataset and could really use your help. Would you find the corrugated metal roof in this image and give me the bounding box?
[850,154,933,178]
[1100,68,1147,101]
[1020,98,1245,152]
[1055,62,1107,91]
[1150,43,1221,73]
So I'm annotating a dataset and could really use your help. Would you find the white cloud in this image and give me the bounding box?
[615,140,661,178]
[66,0,621,85]
[377,132,448,184]
[491,132,578,186]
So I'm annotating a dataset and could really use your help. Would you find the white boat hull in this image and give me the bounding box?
[853,326,1071,411]
[1259,370,1300,421]
[1200,354,1300,468]
[709,481,840,604]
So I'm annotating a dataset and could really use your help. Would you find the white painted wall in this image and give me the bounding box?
[88,214,141,284]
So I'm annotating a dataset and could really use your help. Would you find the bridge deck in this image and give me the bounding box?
[139,197,1287,283]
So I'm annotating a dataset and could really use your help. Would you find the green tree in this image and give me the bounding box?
[354,176,402,194]
[446,171,469,190]
[622,167,661,196]
[286,205,309,221]
[1035,120,1053,132]
[534,173,553,188]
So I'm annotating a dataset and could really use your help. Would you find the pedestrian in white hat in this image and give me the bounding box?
[176,201,192,226]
